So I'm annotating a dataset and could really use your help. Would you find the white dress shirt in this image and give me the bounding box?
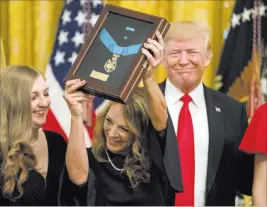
[165,78,209,206]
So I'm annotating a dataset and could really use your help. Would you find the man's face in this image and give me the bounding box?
[163,36,211,92]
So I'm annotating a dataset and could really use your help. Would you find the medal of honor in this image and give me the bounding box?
[104,54,120,73]
[99,28,142,73]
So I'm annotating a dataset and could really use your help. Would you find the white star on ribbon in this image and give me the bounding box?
[89,13,100,27]
[62,10,71,25]
[54,50,66,66]
[231,13,241,28]
[241,7,251,22]
[68,52,78,65]
[58,30,69,46]
[75,11,86,27]
[71,31,84,48]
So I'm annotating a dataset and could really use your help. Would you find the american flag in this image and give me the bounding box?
[42,0,104,147]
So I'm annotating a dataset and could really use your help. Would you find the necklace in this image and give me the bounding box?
[105,148,123,172]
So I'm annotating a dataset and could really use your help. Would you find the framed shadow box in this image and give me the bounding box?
[64,4,170,103]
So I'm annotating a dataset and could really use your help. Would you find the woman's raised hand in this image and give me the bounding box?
[63,79,94,118]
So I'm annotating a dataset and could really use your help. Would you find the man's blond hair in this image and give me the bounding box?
[164,21,213,59]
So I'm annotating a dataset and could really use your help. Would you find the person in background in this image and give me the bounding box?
[0,65,66,205]
[239,102,267,206]
[159,21,254,205]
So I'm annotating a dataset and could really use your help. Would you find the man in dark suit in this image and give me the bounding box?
[159,21,254,206]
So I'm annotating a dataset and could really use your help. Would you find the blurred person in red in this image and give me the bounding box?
[239,102,267,206]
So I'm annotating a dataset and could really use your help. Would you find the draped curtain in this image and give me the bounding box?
[0,0,234,87]
[0,0,64,73]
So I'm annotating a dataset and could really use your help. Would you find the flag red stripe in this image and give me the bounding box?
[42,109,68,142]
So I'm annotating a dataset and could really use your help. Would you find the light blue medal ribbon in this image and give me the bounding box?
[99,28,142,73]
[99,28,142,56]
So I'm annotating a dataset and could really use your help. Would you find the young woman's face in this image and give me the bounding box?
[104,103,134,154]
[31,76,50,129]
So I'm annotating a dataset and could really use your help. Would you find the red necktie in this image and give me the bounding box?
[175,94,195,206]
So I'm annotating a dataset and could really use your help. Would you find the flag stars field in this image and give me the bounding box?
[92,0,102,8]
[71,31,84,48]
[231,4,267,28]
[232,13,241,28]
[75,11,86,27]
[54,50,66,66]
[241,8,251,22]
[68,52,78,65]
[61,9,71,25]
[89,13,100,26]
[58,30,69,46]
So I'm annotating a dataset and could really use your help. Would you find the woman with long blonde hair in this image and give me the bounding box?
[60,32,172,205]
[92,90,151,187]
[0,65,66,205]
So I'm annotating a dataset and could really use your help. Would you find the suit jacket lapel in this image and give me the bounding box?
[204,86,224,198]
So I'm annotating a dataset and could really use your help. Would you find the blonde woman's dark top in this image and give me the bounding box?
[0,131,66,206]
